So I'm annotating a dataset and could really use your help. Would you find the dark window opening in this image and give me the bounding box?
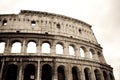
[42,64,52,80]
[2,20,7,26]
[4,64,18,80]
[109,73,114,80]
[31,21,36,26]
[45,32,48,35]
[16,31,20,33]
[78,29,81,33]
[94,69,101,80]
[41,20,43,23]
[72,67,78,80]
[58,66,65,80]
[24,64,36,80]
[14,19,16,21]
[70,36,73,38]
[84,68,91,80]
[57,23,61,29]
[103,71,108,80]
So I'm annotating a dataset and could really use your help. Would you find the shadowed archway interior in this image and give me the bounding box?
[42,64,52,80]
[24,64,36,80]
[4,64,18,80]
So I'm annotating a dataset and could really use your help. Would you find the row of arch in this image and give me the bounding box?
[0,40,103,60]
[2,63,114,80]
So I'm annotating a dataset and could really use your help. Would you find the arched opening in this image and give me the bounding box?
[4,64,18,80]
[24,64,36,80]
[0,42,5,53]
[56,43,64,54]
[109,73,114,80]
[31,20,36,26]
[27,41,37,53]
[11,41,21,53]
[103,71,108,80]
[89,49,94,59]
[84,68,91,80]
[69,45,75,55]
[94,69,101,80]
[97,52,104,63]
[80,47,85,57]
[42,64,52,80]
[57,66,65,80]
[41,42,50,53]
[2,19,7,26]
[72,67,78,80]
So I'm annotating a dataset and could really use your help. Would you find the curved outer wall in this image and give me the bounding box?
[0,10,114,80]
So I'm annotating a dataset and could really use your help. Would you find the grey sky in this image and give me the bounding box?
[0,0,120,79]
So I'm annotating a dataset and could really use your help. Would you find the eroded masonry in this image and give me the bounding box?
[0,10,114,80]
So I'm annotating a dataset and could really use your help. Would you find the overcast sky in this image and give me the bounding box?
[0,0,120,79]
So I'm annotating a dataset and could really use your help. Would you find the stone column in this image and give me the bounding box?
[65,63,72,80]
[81,66,85,80]
[4,39,11,54]
[107,72,111,80]
[77,66,82,80]
[37,60,41,80]
[91,67,96,80]
[65,65,71,80]
[93,51,99,61]
[37,41,41,54]
[64,44,69,56]
[85,48,90,59]
[75,46,80,58]
[100,70,104,80]
[53,62,57,80]
[0,60,4,80]
[19,60,23,80]
[51,44,56,56]
[21,40,27,54]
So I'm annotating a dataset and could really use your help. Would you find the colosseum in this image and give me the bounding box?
[0,10,114,80]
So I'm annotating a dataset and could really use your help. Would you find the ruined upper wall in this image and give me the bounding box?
[0,10,98,44]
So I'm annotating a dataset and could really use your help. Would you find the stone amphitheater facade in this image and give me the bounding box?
[0,10,114,80]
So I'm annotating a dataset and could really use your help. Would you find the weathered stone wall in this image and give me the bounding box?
[0,10,97,44]
[0,10,114,80]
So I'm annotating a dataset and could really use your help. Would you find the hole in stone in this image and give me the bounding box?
[70,36,73,38]
[16,31,20,33]
[31,20,36,26]
[56,23,61,29]
[45,32,48,35]
[79,29,81,33]
[2,20,7,26]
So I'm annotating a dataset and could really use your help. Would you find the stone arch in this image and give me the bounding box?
[27,40,37,53]
[24,64,36,80]
[4,64,18,80]
[41,41,51,53]
[109,73,114,80]
[57,65,65,80]
[11,40,22,53]
[41,64,52,80]
[103,71,108,80]
[0,40,6,53]
[97,51,103,62]
[56,42,64,54]
[72,66,79,80]
[80,46,86,57]
[84,68,91,80]
[94,69,101,80]
[69,44,75,55]
[89,49,95,59]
